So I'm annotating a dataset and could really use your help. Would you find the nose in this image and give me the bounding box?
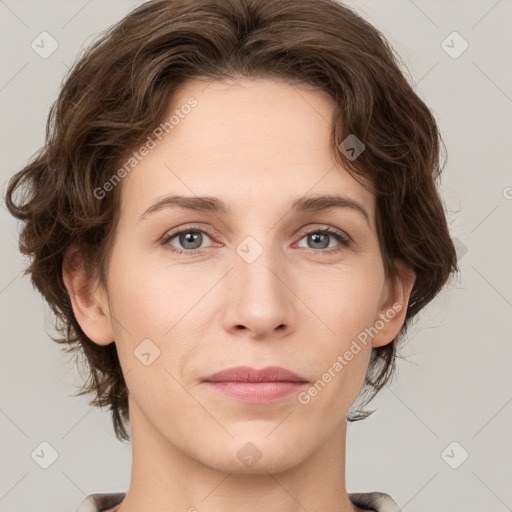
[221,243,297,340]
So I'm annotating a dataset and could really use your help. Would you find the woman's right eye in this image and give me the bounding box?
[161,226,216,254]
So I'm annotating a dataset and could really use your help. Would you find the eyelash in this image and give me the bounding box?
[160,224,352,256]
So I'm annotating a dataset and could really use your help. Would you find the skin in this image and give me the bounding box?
[63,77,415,512]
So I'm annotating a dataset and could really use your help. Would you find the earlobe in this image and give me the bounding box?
[371,259,416,348]
[62,244,114,346]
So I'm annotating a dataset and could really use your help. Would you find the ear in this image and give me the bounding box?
[62,244,114,346]
[371,259,416,348]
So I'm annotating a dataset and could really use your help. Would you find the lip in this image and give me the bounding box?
[203,365,308,383]
[202,366,309,403]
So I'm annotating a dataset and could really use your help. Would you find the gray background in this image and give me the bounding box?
[1,1,511,511]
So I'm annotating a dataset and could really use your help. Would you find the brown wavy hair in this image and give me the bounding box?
[4,0,458,442]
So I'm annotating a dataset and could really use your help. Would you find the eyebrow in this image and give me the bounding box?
[138,193,371,226]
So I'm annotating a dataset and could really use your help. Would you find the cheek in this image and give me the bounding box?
[297,267,382,399]
[107,249,211,378]
[109,268,168,332]
[104,249,183,355]
[301,267,383,344]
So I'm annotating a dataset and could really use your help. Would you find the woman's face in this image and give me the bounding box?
[93,78,410,473]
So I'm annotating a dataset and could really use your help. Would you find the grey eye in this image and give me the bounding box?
[164,229,213,251]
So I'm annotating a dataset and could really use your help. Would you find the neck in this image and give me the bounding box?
[116,399,361,512]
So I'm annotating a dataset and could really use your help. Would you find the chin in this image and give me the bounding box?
[196,431,312,476]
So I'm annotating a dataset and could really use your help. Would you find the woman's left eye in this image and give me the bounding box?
[161,226,351,255]
[295,228,351,253]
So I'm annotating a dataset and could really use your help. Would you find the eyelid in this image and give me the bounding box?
[163,223,350,241]
[161,223,220,248]
[294,223,352,243]
[163,223,217,240]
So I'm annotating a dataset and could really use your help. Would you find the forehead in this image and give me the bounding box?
[119,77,375,225]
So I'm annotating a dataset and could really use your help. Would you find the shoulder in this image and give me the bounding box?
[74,492,126,512]
[349,491,401,512]
[76,490,399,512]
